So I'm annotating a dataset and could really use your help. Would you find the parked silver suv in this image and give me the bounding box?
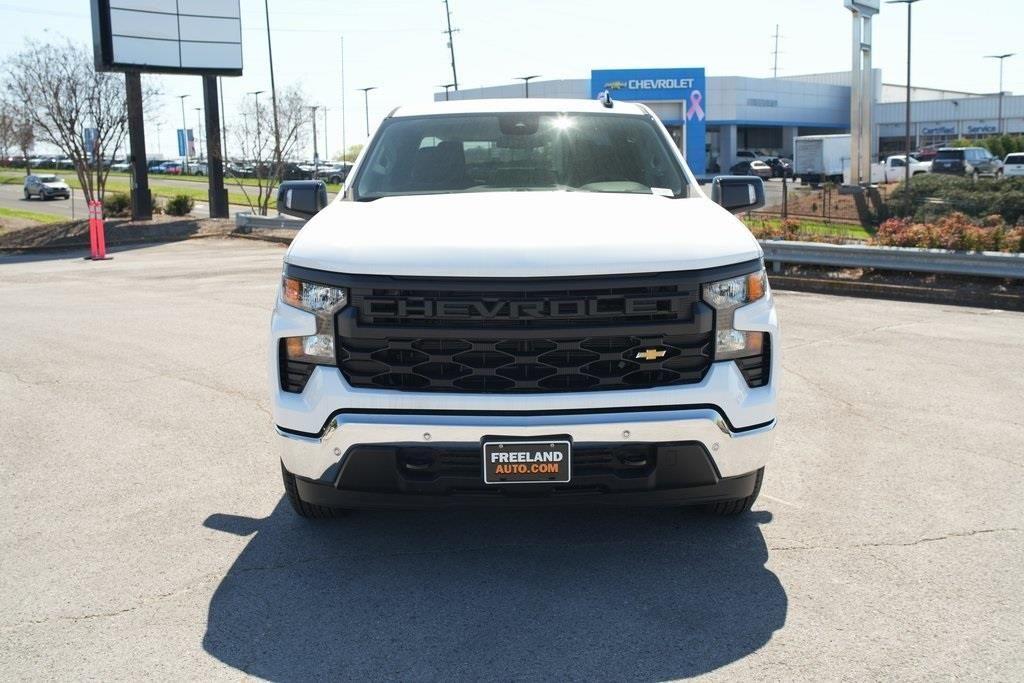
[23,174,71,200]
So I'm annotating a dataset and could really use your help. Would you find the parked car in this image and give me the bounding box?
[763,157,793,179]
[23,174,70,200]
[315,164,352,184]
[253,162,311,180]
[730,159,772,179]
[110,161,132,172]
[271,99,777,518]
[226,162,255,178]
[1002,153,1024,178]
[147,159,167,173]
[158,161,183,175]
[931,147,1003,179]
[192,162,209,176]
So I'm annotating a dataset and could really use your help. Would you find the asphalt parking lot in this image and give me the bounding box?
[1,239,1022,680]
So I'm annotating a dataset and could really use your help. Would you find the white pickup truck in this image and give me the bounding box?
[879,154,931,183]
[269,98,779,518]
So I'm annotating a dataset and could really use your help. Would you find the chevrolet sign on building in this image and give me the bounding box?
[591,68,707,175]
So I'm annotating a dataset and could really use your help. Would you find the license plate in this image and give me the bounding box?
[482,439,571,485]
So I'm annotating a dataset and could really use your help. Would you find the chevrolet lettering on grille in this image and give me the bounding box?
[362,296,683,320]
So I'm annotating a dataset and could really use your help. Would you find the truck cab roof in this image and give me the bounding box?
[391,98,650,118]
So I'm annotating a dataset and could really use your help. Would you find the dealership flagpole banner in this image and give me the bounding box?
[590,68,707,175]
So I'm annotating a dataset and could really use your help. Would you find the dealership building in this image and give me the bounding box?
[435,68,1024,176]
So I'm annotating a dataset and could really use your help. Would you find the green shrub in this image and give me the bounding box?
[164,194,194,216]
[102,193,130,217]
[888,174,1024,224]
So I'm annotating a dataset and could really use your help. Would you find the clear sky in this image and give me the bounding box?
[1,0,1021,160]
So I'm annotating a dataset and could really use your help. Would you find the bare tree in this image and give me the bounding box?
[231,85,311,215]
[0,105,13,163]
[3,39,158,201]
[14,118,34,176]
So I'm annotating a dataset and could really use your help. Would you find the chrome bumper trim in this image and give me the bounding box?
[277,409,776,482]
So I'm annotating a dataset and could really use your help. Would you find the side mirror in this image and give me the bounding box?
[277,180,328,219]
[711,176,765,214]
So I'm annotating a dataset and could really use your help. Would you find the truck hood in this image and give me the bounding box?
[285,191,762,277]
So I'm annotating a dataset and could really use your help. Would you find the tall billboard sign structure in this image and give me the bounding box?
[845,0,879,185]
[90,0,243,219]
[90,0,243,76]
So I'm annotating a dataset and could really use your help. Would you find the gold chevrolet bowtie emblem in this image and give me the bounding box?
[636,348,667,361]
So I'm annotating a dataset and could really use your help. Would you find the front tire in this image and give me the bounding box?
[281,461,346,519]
[706,467,764,516]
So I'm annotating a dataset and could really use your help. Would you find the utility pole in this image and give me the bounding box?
[888,0,921,207]
[264,0,283,174]
[177,94,190,174]
[442,0,459,90]
[340,36,347,162]
[358,87,377,137]
[437,83,456,101]
[515,75,541,98]
[772,25,781,78]
[985,53,1016,134]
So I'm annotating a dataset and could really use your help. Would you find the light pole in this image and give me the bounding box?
[887,0,922,197]
[322,107,329,163]
[985,53,1015,135]
[177,94,189,174]
[248,90,265,161]
[264,0,282,174]
[515,75,541,98]
[437,83,456,101]
[358,87,377,137]
[310,105,319,176]
[193,107,203,162]
[340,35,347,162]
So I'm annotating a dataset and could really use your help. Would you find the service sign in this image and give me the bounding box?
[590,67,707,175]
[90,0,243,76]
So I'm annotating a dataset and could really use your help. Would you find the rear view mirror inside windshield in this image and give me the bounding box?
[499,114,540,136]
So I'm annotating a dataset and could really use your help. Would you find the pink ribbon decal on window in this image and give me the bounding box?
[686,90,705,121]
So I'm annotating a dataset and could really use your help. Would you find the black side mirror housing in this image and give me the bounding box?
[277,180,328,219]
[711,176,766,214]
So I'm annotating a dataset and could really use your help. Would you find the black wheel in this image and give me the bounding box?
[281,461,346,519]
[706,467,764,516]
[23,189,31,200]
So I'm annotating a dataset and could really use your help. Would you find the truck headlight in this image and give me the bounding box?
[702,269,768,360]
[280,276,348,365]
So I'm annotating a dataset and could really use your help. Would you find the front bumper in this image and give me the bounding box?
[278,406,774,483]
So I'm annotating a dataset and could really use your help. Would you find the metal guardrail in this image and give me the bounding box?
[760,240,1024,279]
[234,212,305,232]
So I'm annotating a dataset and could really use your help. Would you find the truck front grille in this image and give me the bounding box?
[337,333,712,393]
[277,262,763,395]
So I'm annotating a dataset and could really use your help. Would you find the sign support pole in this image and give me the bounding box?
[203,76,229,219]
[125,71,152,220]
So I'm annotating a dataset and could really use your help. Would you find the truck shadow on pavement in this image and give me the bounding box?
[202,501,786,681]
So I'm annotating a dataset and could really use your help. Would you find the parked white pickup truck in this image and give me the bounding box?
[270,98,779,518]
[843,154,931,185]
[880,154,931,183]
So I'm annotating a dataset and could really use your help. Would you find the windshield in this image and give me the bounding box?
[354,112,690,200]
[38,175,58,182]
[935,149,964,160]
[1005,154,1024,164]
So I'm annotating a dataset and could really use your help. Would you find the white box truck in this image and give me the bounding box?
[793,134,849,187]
